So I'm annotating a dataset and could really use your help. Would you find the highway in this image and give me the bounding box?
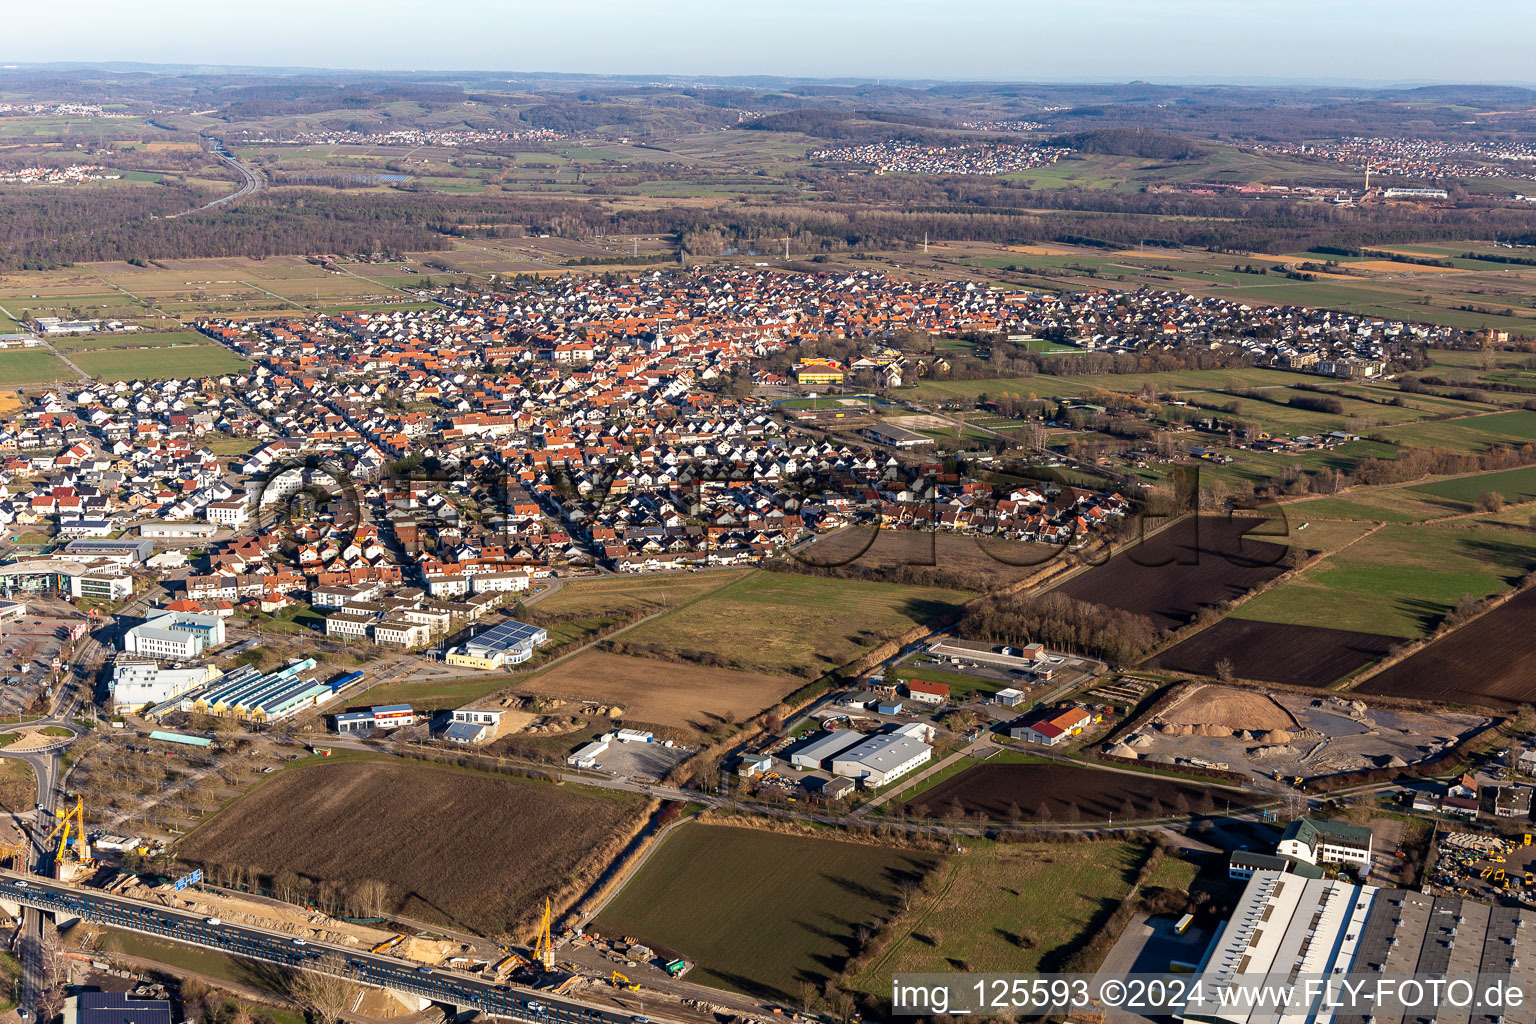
[169,139,265,217]
[0,871,660,1024]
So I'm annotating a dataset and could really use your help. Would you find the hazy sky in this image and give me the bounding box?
[6,0,1534,84]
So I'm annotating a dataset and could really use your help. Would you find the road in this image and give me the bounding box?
[0,870,672,1024]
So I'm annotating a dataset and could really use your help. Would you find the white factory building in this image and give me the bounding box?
[830,732,932,788]
[110,661,222,712]
[121,610,226,660]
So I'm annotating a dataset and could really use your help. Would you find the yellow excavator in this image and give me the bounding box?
[612,972,638,991]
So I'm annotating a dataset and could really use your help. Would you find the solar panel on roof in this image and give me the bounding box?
[466,619,543,650]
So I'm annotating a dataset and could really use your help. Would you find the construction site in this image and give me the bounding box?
[12,788,730,1024]
[1104,683,1491,783]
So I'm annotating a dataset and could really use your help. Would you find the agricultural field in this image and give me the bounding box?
[596,822,937,1000]
[853,840,1148,986]
[797,527,1053,586]
[1356,587,1536,709]
[516,651,797,730]
[523,569,750,645]
[1277,465,1536,523]
[1148,618,1397,687]
[70,343,249,380]
[177,758,641,936]
[50,330,209,352]
[1381,410,1536,452]
[614,570,974,677]
[903,761,1227,822]
[0,254,441,323]
[1231,523,1536,638]
[0,349,71,384]
[1053,516,1288,630]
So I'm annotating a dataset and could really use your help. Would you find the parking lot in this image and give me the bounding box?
[0,600,89,716]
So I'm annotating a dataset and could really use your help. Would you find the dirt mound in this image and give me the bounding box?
[401,936,473,965]
[1157,684,1296,733]
[1258,729,1293,744]
[1105,741,1139,759]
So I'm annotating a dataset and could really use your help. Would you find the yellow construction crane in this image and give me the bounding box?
[612,972,637,991]
[50,796,90,867]
[533,898,554,971]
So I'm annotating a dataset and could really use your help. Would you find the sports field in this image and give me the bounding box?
[596,823,937,999]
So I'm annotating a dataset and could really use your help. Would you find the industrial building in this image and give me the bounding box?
[1188,869,1534,1024]
[121,610,226,660]
[67,991,172,1024]
[788,729,866,771]
[1275,816,1373,871]
[1010,705,1091,745]
[568,736,611,769]
[62,537,154,564]
[860,422,932,448]
[439,707,506,745]
[333,704,415,735]
[446,619,548,669]
[140,522,219,540]
[110,661,222,712]
[183,658,334,723]
[830,732,932,787]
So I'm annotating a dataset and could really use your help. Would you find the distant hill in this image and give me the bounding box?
[1048,128,1206,160]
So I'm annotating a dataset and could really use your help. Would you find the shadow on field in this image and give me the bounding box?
[1036,847,1151,972]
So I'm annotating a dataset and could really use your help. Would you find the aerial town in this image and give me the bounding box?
[1,9,1536,1024]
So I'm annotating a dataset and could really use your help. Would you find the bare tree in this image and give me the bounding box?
[352,878,390,917]
[290,965,356,1024]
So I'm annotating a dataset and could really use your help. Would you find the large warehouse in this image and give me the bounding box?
[789,729,866,771]
[1187,869,1534,1024]
[110,661,222,712]
[830,732,932,787]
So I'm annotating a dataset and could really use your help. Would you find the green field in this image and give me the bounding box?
[71,343,250,380]
[52,330,207,352]
[616,570,974,676]
[1284,464,1536,523]
[852,840,1147,989]
[596,823,937,999]
[1234,523,1536,637]
[1383,410,1536,451]
[0,349,72,384]
[1410,464,1536,506]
